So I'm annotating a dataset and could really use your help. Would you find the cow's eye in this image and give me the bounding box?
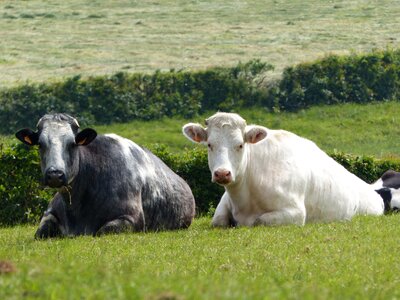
[236,144,243,151]
[207,143,212,150]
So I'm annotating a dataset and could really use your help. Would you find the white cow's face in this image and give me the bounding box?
[206,126,245,185]
[182,112,267,186]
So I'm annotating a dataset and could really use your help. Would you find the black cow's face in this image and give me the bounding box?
[16,114,97,188]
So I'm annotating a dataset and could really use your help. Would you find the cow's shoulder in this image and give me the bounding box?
[102,133,147,158]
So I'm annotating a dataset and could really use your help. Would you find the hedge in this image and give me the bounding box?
[268,49,400,111]
[0,60,272,134]
[0,144,52,225]
[1,143,399,226]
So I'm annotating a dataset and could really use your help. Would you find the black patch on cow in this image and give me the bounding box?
[380,170,400,189]
[375,188,392,212]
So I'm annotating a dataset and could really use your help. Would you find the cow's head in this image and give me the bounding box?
[182,112,267,186]
[15,114,97,188]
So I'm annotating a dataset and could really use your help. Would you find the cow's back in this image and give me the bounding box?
[303,148,383,221]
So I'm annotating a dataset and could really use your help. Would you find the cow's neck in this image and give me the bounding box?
[224,171,250,204]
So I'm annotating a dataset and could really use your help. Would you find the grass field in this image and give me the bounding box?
[1,0,399,87]
[1,215,399,299]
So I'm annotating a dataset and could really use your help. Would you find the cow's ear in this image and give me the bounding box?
[75,128,97,146]
[15,128,39,146]
[182,123,207,143]
[244,126,267,144]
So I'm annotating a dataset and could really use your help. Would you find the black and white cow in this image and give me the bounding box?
[16,113,195,238]
[372,170,400,212]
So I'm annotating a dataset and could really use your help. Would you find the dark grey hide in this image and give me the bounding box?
[374,170,400,212]
[16,114,195,238]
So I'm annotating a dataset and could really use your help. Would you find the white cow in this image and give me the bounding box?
[182,112,384,227]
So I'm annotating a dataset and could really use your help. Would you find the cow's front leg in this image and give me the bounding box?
[35,212,64,239]
[96,214,145,236]
[253,207,306,226]
[212,193,237,227]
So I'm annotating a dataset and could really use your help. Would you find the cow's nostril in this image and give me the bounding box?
[47,170,64,178]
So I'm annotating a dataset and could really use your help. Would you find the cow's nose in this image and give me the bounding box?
[45,168,66,188]
[213,169,232,185]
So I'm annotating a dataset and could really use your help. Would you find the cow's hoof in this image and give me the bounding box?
[35,221,62,239]
[96,219,135,236]
[211,219,231,228]
[252,217,264,227]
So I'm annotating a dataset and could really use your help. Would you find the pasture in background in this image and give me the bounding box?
[0,0,399,86]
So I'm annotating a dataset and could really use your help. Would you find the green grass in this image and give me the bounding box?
[1,216,399,299]
[1,0,399,87]
[3,101,400,157]
[85,101,400,158]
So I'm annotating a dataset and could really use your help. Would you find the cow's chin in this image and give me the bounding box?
[45,179,67,189]
[213,178,233,186]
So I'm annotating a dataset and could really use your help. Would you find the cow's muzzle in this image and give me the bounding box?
[45,167,67,188]
[213,168,232,185]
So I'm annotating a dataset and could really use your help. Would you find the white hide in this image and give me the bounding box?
[183,112,384,227]
[104,134,169,199]
[390,189,400,209]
